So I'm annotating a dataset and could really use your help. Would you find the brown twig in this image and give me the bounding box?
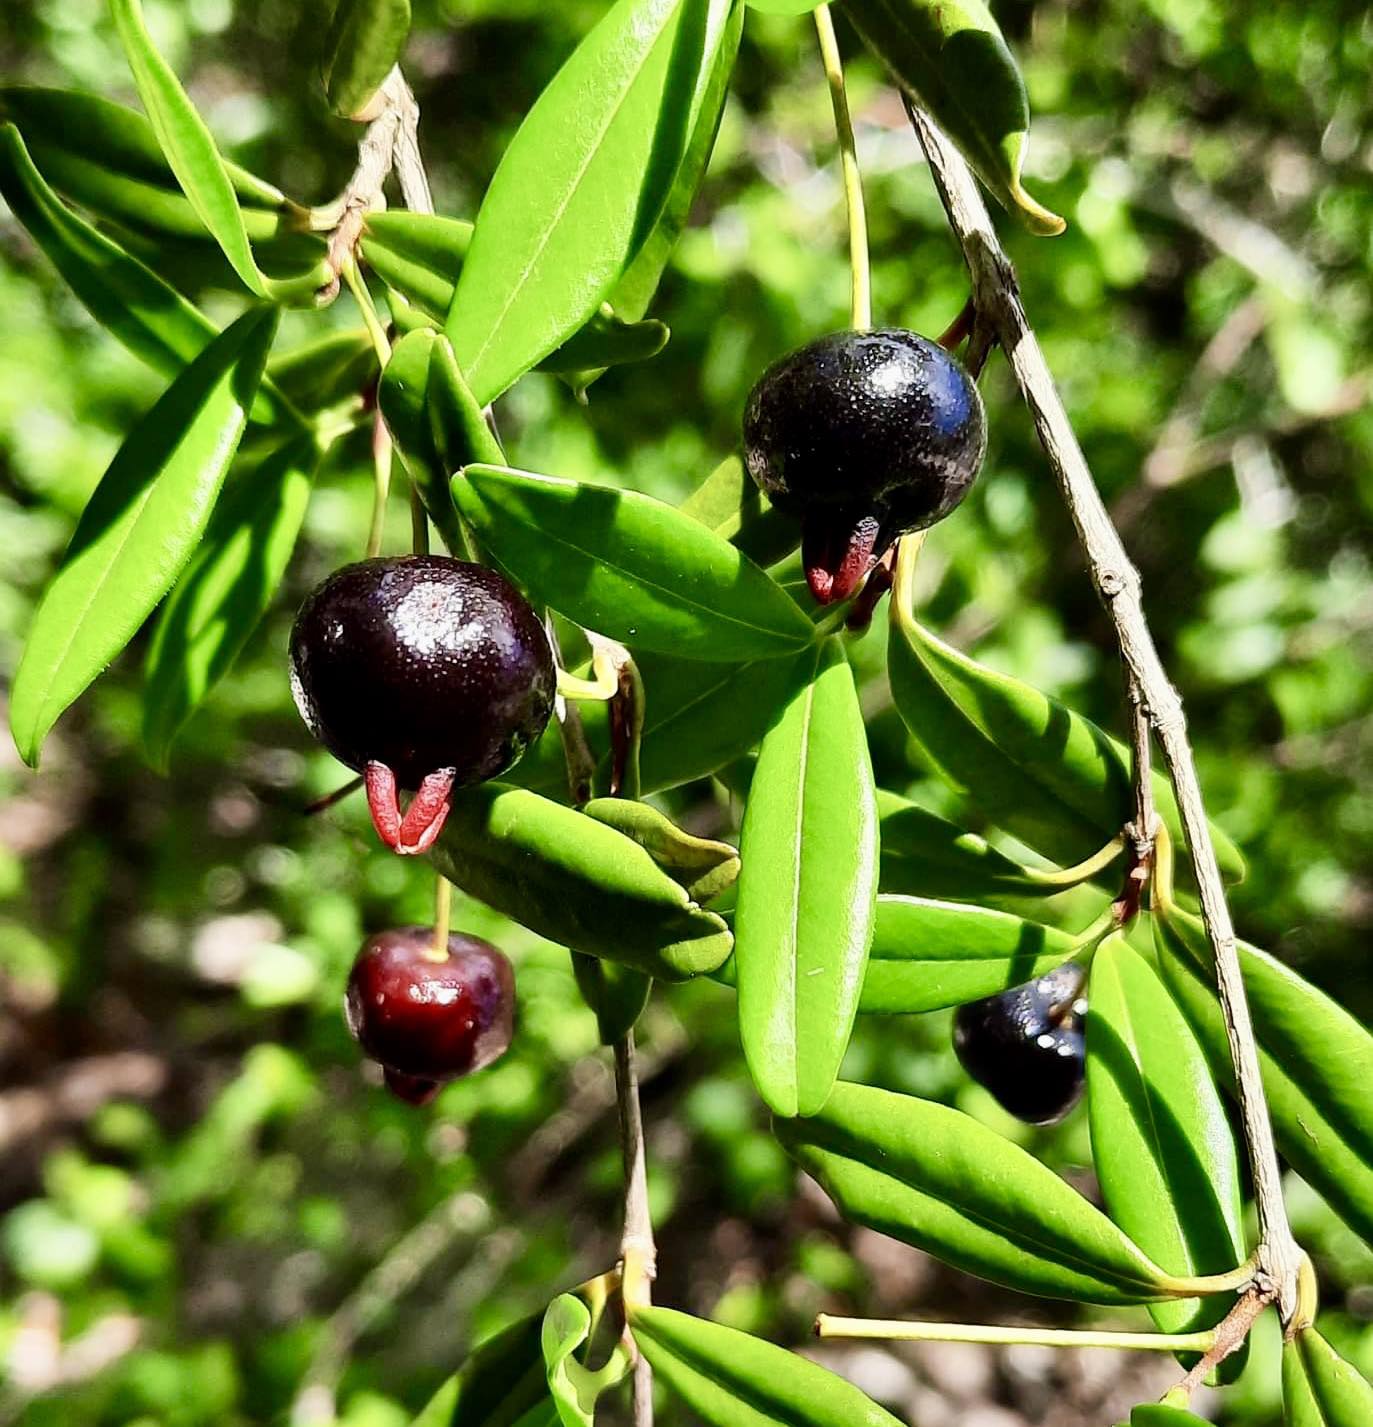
[903,96,1302,1322]
[1175,1290,1269,1397]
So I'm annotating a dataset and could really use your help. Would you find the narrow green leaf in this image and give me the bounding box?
[734,639,877,1116]
[376,330,471,558]
[745,0,819,13]
[630,1307,906,1427]
[142,434,317,768]
[427,784,732,981]
[266,328,375,411]
[0,85,286,207]
[22,142,293,243]
[608,1,743,323]
[1154,908,1373,1245]
[454,464,814,660]
[0,125,208,378]
[363,210,474,320]
[712,895,1076,1011]
[680,454,797,568]
[861,896,1074,1012]
[534,308,669,374]
[877,789,1067,902]
[10,306,277,766]
[775,1081,1174,1303]
[583,798,738,904]
[843,0,1065,234]
[411,1308,554,1427]
[1284,1329,1373,1427]
[110,0,267,295]
[1087,937,1246,1355]
[888,600,1245,878]
[447,0,735,403]
[324,0,412,119]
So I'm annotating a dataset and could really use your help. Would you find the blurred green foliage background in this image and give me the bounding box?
[1,0,1371,1422]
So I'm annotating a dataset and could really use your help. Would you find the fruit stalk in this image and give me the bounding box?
[616,1029,656,1427]
[815,1315,1218,1354]
[903,96,1302,1323]
[813,4,870,332]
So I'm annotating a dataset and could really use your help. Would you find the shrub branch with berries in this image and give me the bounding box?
[4,0,1372,1424]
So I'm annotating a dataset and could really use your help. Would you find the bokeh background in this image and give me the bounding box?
[2,0,1371,1422]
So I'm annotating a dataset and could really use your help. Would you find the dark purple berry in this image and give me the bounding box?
[290,556,554,852]
[742,329,986,603]
[953,963,1086,1125]
[345,927,515,1096]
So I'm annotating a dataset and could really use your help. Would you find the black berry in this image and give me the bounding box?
[742,329,986,603]
[345,927,515,1099]
[953,964,1086,1125]
[290,556,554,852]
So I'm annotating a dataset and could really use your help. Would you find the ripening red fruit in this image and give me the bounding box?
[345,927,515,1102]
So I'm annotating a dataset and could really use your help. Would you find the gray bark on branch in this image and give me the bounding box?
[903,97,1302,1322]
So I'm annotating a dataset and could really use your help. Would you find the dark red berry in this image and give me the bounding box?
[290,556,554,853]
[952,964,1086,1125]
[742,329,986,604]
[345,927,515,1094]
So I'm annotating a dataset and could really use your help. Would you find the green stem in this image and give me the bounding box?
[431,876,452,960]
[813,3,871,331]
[366,412,392,560]
[814,1315,1217,1354]
[1020,836,1125,890]
[341,256,392,366]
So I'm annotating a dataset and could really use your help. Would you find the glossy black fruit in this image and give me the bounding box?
[742,328,986,603]
[290,555,554,852]
[345,927,515,1101]
[953,964,1086,1125]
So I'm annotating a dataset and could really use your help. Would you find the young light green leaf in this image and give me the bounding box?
[608,0,743,323]
[1283,1328,1373,1427]
[142,434,317,769]
[679,454,797,568]
[447,0,735,404]
[1154,907,1373,1244]
[1087,937,1246,1354]
[324,0,412,120]
[734,639,877,1117]
[110,0,268,295]
[888,596,1245,878]
[427,784,732,981]
[843,0,1064,235]
[454,464,815,660]
[629,1306,906,1427]
[583,798,739,904]
[542,1294,629,1427]
[775,1081,1176,1303]
[10,306,278,767]
[1128,1409,1211,1427]
[411,1308,554,1427]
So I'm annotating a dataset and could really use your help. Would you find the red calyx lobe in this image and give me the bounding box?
[364,762,456,856]
[345,928,515,1095]
[802,507,882,605]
